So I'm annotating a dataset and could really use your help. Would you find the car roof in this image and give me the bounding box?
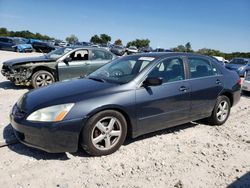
[128,52,211,59]
[0,36,12,39]
[69,46,112,51]
[232,57,250,60]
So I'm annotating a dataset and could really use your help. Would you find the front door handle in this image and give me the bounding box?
[179,86,188,92]
[216,79,222,85]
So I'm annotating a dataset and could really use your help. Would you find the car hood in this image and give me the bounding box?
[225,63,244,70]
[15,44,33,49]
[18,78,117,112]
[3,55,54,66]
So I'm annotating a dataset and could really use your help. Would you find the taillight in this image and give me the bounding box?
[237,79,242,85]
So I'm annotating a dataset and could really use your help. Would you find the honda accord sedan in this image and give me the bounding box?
[10,53,241,156]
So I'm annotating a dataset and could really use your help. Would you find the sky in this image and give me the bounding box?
[0,0,250,53]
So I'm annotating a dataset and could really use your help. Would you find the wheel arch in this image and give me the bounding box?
[219,91,233,107]
[79,105,134,143]
[31,66,56,80]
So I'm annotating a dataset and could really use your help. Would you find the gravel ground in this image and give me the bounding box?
[0,50,249,188]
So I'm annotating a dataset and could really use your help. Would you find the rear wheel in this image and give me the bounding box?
[80,110,127,156]
[31,70,55,88]
[207,95,231,125]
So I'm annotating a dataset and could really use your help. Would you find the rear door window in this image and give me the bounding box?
[188,57,215,78]
[0,38,9,43]
[91,50,113,60]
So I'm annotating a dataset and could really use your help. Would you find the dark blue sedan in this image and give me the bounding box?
[225,58,250,77]
[10,53,241,156]
[0,37,33,52]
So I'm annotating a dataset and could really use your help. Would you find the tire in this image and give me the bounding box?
[31,70,55,88]
[80,110,127,156]
[207,95,231,125]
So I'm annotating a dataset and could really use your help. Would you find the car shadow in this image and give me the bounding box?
[3,122,200,158]
[0,81,31,90]
[124,121,199,146]
[241,91,250,98]
[228,172,250,188]
[3,124,70,160]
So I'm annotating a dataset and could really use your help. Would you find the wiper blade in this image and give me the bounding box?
[88,77,106,83]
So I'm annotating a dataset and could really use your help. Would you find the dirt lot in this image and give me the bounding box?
[0,50,249,188]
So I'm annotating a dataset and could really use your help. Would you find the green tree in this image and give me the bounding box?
[100,34,111,44]
[0,27,8,36]
[126,39,150,48]
[114,39,123,46]
[90,35,102,44]
[185,42,192,52]
[90,34,111,44]
[0,27,54,40]
[65,34,79,44]
[172,45,186,52]
[196,48,223,57]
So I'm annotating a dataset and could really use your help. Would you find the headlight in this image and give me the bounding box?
[27,103,74,122]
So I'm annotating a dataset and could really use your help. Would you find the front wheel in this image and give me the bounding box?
[80,110,127,156]
[31,70,55,88]
[207,95,231,125]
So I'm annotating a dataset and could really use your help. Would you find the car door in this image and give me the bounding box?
[186,56,224,119]
[57,49,90,81]
[0,38,11,50]
[85,49,114,75]
[0,37,5,50]
[135,56,191,135]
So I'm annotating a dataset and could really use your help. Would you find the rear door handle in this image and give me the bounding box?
[216,79,222,85]
[179,86,188,92]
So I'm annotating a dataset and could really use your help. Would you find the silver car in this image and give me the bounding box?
[1,47,116,88]
[242,75,250,93]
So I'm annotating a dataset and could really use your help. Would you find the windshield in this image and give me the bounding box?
[13,38,26,44]
[88,56,155,84]
[46,47,73,59]
[230,58,248,65]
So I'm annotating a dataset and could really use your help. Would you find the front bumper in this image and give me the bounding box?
[10,112,85,153]
[1,65,33,85]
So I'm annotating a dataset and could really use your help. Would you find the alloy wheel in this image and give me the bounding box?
[216,100,229,122]
[36,73,53,87]
[91,116,122,150]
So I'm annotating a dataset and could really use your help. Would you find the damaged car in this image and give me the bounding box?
[1,47,116,88]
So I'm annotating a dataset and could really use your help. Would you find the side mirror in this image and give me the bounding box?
[143,77,163,86]
[63,57,72,64]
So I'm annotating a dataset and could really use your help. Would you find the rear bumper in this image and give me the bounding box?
[10,113,85,153]
[232,88,241,106]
